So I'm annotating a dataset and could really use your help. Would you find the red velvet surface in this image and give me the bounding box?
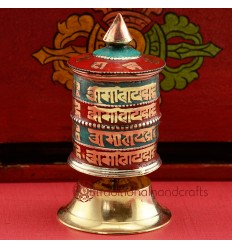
[0,181,231,239]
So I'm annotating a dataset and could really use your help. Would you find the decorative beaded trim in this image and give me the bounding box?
[71,115,160,130]
[93,54,140,60]
[68,64,165,75]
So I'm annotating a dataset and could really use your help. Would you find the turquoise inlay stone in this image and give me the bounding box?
[93,45,141,59]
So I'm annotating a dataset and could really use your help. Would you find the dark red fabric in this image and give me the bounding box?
[0,9,231,142]
[0,181,231,239]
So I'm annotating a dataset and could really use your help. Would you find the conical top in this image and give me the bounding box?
[69,12,165,79]
[103,13,133,45]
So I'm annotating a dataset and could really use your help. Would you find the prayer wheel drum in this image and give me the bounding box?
[68,14,165,178]
[58,13,171,235]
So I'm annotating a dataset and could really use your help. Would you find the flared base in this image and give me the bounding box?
[57,177,171,234]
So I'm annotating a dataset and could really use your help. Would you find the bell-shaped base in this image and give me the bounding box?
[57,177,171,234]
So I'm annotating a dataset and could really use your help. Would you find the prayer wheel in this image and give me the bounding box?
[58,13,171,234]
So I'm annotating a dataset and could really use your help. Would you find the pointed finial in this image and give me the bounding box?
[103,13,133,45]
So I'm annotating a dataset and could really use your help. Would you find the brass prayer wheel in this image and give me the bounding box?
[58,13,171,234]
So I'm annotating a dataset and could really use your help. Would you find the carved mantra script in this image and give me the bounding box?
[87,126,157,147]
[86,83,157,104]
[74,123,157,148]
[90,62,142,71]
[74,142,157,167]
[87,103,157,123]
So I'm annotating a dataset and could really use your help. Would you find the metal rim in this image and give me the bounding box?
[68,155,162,178]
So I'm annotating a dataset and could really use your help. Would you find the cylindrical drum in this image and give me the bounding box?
[68,14,165,178]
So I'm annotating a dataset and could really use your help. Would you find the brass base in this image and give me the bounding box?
[57,177,171,234]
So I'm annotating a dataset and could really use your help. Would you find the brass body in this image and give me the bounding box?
[58,177,171,234]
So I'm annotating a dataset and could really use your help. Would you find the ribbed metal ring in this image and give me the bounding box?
[71,114,161,130]
[68,153,162,178]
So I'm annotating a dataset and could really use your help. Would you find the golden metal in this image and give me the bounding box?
[57,176,171,234]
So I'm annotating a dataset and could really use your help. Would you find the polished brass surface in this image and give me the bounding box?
[57,177,171,234]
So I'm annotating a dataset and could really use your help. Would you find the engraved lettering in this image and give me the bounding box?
[75,81,80,98]
[87,103,157,124]
[73,143,81,159]
[84,144,157,167]
[91,62,108,70]
[73,99,81,117]
[87,126,157,148]
[86,83,157,104]
[74,124,80,141]
[88,129,104,147]
[122,62,142,70]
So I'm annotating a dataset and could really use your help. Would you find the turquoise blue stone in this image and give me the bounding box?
[93,45,141,59]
